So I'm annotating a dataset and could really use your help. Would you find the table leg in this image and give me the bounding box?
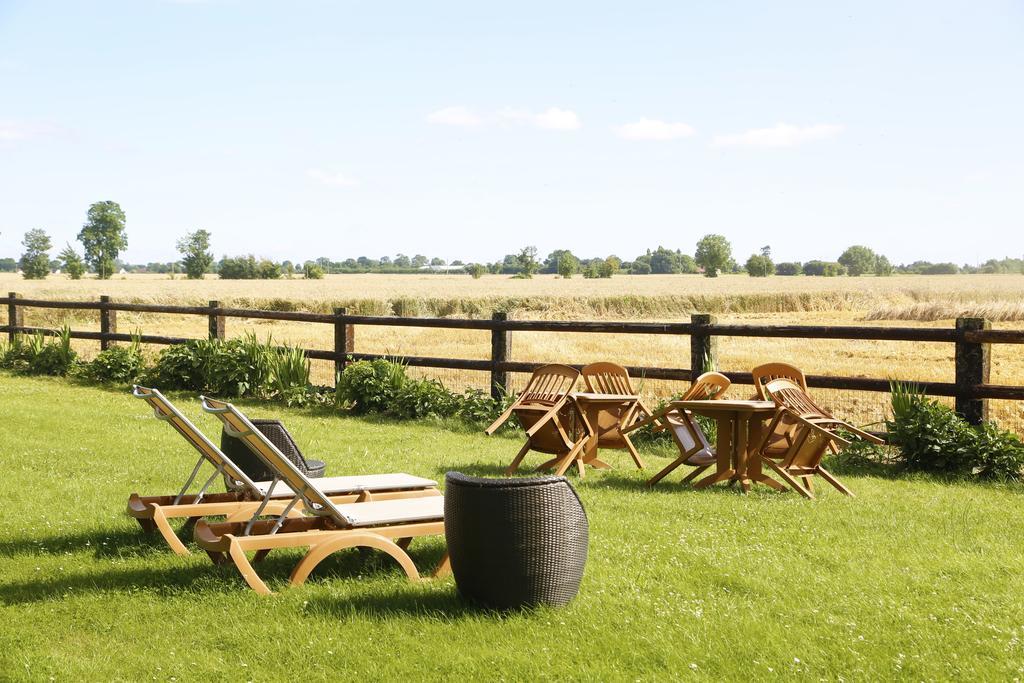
[733,415,751,492]
[745,417,785,491]
[693,415,735,489]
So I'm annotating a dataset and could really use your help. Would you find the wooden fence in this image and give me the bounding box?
[4,292,1024,424]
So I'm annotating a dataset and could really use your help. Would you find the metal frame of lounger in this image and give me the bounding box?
[128,386,439,556]
[195,396,449,595]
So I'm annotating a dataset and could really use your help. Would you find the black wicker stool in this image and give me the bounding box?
[444,472,588,609]
[220,418,326,484]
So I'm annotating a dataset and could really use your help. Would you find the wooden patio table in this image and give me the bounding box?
[568,392,645,472]
[673,399,785,493]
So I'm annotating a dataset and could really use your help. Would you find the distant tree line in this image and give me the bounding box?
[8,216,1024,281]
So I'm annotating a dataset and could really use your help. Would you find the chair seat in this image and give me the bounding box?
[684,451,716,467]
[336,495,445,527]
[254,473,438,498]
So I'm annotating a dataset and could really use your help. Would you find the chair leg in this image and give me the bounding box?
[816,466,855,497]
[622,436,645,470]
[432,552,451,579]
[228,541,272,595]
[152,507,191,556]
[289,533,421,589]
[553,438,588,477]
[680,464,710,484]
[505,441,533,475]
[646,457,686,486]
[763,460,815,500]
[252,549,272,563]
[135,517,157,533]
[801,476,814,495]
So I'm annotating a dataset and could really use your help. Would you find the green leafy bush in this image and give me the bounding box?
[2,328,78,376]
[887,381,1024,480]
[80,336,145,385]
[336,359,409,413]
[335,359,509,426]
[144,334,276,397]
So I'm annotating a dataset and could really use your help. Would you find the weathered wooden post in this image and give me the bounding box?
[333,307,354,378]
[208,300,225,340]
[490,311,512,400]
[955,317,990,424]
[99,295,117,350]
[7,292,23,343]
[690,313,718,381]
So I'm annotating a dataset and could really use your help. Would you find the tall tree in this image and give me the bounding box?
[838,245,877,276]
[78,201,127,279]
[516,246,540,278]
[19,228,52,279]
[175,229,214,279]
[58,243,86,279]
[694,234,732,277]
[557,252,579,278]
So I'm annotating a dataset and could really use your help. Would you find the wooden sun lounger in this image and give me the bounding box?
[128,386,439,555]
[195,396,449,595]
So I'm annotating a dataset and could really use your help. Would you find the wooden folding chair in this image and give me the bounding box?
[129,386,439,555]
[623,371,731,486]
[758,378,884,498]
[579,362,652,469]
[195,397,448,595]
[484,364,591,477]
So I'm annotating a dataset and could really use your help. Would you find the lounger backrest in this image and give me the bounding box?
[581,362,634,395]
[200,396,353,526]
[517,364,579,406]
[682,371,730,400]
[752,363,807,399]
[132,385,260,494]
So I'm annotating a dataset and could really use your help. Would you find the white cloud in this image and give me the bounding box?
[615,118,695,141]
[499,107,581,131]
[712,123,844,148]
[427,106,481,127]
[306,169,359,188]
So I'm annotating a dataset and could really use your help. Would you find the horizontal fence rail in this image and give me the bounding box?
[4,293,1024,421]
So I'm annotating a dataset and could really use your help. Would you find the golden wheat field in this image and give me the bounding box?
[5,272,1024,430]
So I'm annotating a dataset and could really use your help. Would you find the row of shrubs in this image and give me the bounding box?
[0,332,513,427]
[2,333,1022,481]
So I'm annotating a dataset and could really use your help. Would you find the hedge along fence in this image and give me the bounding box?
[5,292,1024,426]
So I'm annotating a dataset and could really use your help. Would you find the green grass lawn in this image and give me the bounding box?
[1,374,1022,680]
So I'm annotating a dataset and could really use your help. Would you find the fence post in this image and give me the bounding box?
[99,295,116,350]
[7,292,23,342]
[208,300,225,340]
[690,313,718,381]
[490,311,511,399]
[955,317,990,424]
[333,307,354,377]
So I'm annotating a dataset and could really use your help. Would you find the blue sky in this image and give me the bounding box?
[1,0,1022,265]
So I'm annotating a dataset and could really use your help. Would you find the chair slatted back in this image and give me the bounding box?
[762,378,830,420]
[581,362,634,395]
[752,363,807,400]
[519,364,580,406]
[681,372,731,400]
[132,385,260,495]
[200,397,353,527]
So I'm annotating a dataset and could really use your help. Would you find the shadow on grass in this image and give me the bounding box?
[0,526,174,559]
[305,588,495,620]
[0,563,221,605]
